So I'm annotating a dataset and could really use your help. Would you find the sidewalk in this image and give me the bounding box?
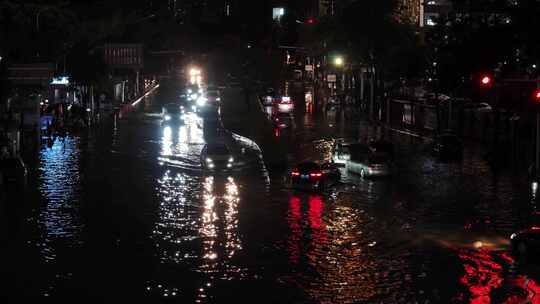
[220,88,288,168]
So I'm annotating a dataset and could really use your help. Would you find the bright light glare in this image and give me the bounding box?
[481,76,491,85]
[197,97,207,106]
[334,56,344,66]
[164,115,171,121]
[189,68,201,76]
[228,157,234,163]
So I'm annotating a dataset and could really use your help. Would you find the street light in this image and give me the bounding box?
[334,56,344,67]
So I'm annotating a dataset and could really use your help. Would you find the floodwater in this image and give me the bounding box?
[1,80,539,303]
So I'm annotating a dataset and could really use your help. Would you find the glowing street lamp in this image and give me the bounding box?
[334,56,344,67]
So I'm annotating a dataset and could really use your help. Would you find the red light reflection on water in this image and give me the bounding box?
[287,195,328,265]
[457,249,539,303]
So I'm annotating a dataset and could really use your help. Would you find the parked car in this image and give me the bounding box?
[432,131,463,160]
[346,152,391,178]
[511,226,540,259]
[290,161,340,191]
[463,102,492,113]
[368,139,395,161]
[332,142,354,165]
[0,156,28,189]
[201,143,235,171]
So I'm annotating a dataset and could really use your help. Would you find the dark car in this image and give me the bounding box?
[201,142,235,171]
[0,157,28,189]
[290,161,340,191]
[161,103,184,123]
[272,113,294,129]
[511,226,540,259]
[432,132,463,160]
[368,139,395,161]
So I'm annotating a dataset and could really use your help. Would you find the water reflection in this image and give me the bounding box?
[456,248,540,303]
[152,170,244,301]
[197,175,244,303]
[159,115,205,169]
[37,137,84,261]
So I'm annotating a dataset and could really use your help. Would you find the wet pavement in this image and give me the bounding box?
[1,80,540,303]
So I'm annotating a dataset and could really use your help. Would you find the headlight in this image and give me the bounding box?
[228,157,234,163]
[164,115,171,121]
[227,163,232,168]
[510,233,517,240]
[208,163,214,169]
[191,93,198,100]
[206,158,213,163]
[197,97,207,106]
[187,89,192,94]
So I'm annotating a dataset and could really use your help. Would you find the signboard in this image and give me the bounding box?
[51,76,70,86]
[327,74,337,82]
[402,104,413,125]
[424,107,437,130]
[273,7,285,20]
[7,63,55,86]
[103,44,143,69]
[305,65,313,71]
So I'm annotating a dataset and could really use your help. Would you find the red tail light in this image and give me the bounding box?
[291,170,300,177]
[310,171,323,178]
[531,226,540,230]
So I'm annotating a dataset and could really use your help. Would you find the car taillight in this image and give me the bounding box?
[310,171,322,178]
[291,170,300,177]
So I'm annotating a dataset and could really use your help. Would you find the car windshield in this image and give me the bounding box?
[297,162,320,172]
[206,144,230,155]
[371,142,393,152]
[440,135,460,144]
[368,154,388,164]
[164,105,181,113]
[278,114,291,119]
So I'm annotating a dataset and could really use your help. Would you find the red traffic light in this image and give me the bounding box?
[481,75,491,86]
[534,89,540,102]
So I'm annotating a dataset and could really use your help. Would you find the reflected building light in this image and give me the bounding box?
[201,176,218,263]
[38,137,84,261]
[224,177,241,258]
[162,126,173,156]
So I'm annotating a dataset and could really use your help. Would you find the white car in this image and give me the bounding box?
[201,143,235,170]
[464,102,492,113]
[332,142,353,165]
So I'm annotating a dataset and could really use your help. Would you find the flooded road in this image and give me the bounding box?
[2,80,540,303]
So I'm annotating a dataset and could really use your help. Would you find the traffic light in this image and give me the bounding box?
[534,89,540,102]
[480,75,492,86]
